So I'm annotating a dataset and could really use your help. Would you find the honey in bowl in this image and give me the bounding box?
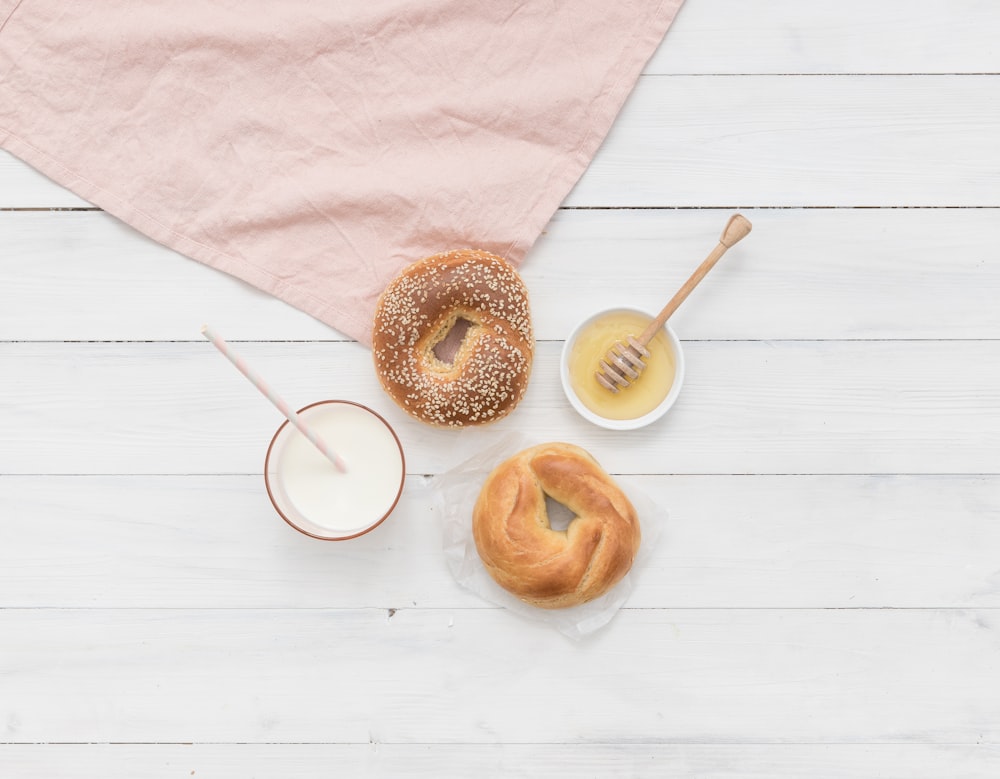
[567,309,676,421]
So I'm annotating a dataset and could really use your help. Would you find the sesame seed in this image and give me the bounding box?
[371,249,534,427]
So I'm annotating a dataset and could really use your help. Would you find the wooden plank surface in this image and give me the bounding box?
[2,474,998,610]
[2,0,999,774]
[3,207,1000,342]
[3,744,999,779]
[566,75,1000,207]
[2,608,998,744]
[649,0,1000,74]
[4,75,1000,209]
[2,340,998,476]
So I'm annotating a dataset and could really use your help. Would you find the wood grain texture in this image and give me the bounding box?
[3,208,999,342]
[4,75,1000,209]
[1,474,998,610]
[2,0,999,769]
[1,608,998,744]
[565,75,1000,208]
[1,341,997,476]
[2,744,1000,779]
[649,0,1000,74]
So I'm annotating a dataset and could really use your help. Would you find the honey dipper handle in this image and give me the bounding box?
[635,214,752,346]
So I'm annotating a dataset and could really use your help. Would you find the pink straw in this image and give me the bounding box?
[200,324,348,473]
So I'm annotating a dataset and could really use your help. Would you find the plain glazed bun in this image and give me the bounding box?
[472,442,641,609]
[372,249,533,427]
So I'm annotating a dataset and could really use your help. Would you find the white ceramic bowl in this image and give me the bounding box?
[560,306,685,431]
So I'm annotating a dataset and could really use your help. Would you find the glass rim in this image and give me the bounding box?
[263,399,406,541]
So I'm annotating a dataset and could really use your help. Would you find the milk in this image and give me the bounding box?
[266,402,405,539]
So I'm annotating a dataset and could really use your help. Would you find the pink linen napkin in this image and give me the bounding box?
[0,0,683,344]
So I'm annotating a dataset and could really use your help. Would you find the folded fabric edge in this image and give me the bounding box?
[0,0,683,349]
[0,0,24,35]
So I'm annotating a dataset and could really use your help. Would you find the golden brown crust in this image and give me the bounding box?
[371,249,534,427]
[472,442,641,609]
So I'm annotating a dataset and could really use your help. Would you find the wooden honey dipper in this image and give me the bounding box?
[596,213,753,393]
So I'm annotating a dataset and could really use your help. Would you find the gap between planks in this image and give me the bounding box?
[1,606,999,612]
[2,740,999,745]
[5,205,1000,212]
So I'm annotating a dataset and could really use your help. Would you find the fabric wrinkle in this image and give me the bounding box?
[0,0,685,345]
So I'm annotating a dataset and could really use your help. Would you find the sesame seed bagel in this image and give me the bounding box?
[472,442,641,609]
[372,249,534,427]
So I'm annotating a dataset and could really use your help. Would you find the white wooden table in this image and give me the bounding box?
[3,2,1000,776]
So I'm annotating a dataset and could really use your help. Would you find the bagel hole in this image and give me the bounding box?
[544,494,576,532]
[432,316,475,364]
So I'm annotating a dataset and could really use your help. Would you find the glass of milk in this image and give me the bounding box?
[264,400,406,540]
